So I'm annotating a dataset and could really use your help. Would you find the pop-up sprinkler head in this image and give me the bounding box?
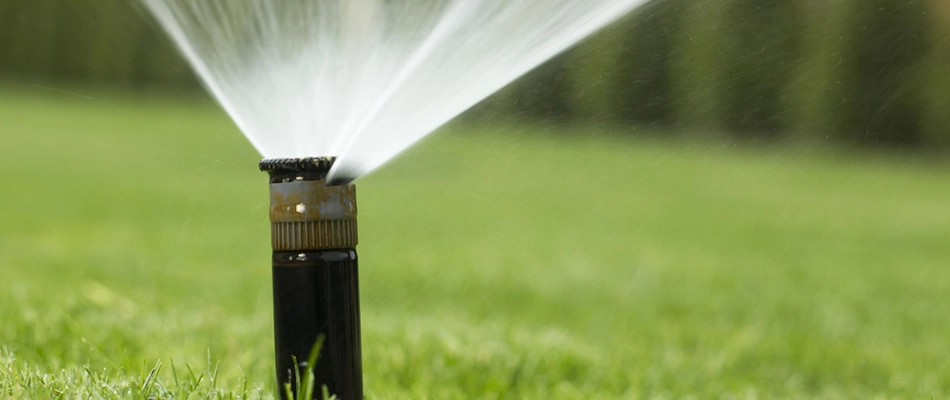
[260,157,362,400]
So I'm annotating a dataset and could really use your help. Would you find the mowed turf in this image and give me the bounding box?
[1,84,949,399]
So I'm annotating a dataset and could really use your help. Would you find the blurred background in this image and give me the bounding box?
[2,0,949,147]
[2,0,950,398]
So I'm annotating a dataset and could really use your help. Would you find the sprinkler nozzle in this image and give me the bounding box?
[261,157,363,400]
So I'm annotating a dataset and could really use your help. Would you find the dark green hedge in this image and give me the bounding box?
[0,0,192,85]
[1,0,946,145]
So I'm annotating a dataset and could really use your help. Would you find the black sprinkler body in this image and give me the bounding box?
[260,157,362,400]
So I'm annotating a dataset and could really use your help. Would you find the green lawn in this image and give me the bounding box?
[1,84,949,399]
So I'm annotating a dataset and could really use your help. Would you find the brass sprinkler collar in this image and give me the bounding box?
[261,157,358,251]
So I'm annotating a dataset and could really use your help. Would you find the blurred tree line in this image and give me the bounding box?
[0,0,191,86]
[1,0,946,147]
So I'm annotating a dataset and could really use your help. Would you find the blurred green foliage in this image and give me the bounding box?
[0,0,192,85]
[0,0,946,146]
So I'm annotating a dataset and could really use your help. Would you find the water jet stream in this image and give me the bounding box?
[143,0,648,182]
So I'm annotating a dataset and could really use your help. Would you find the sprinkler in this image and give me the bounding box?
[144,1,649,398]
[260,157,362,400]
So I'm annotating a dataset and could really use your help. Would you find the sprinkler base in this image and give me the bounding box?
[272,250,362,400]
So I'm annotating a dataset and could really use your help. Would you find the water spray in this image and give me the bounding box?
[260,157,362,399]
[143,0,649,397]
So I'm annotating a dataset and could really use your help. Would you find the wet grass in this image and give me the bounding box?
[1,84,950,398]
